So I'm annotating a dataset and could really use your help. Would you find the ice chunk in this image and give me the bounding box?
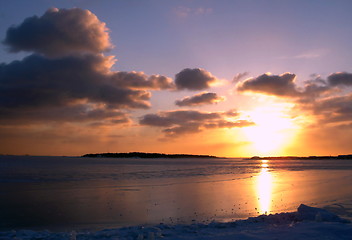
[297,204,350,223]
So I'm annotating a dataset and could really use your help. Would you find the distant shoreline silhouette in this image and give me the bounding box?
[81,152,352,159]
[81,152,218,159]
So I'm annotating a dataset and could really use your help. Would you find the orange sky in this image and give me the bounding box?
[1,2,352,157]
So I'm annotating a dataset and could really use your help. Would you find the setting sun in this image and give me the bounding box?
[242,104,298,156]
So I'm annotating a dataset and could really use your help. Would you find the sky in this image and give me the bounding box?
[0,0,352,157]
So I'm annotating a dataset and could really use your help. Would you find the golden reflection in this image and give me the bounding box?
[256,160,273,214]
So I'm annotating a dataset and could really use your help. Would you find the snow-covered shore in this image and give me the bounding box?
[1,204,351,240]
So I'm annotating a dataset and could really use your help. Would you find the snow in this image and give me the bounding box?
[1,204,351,240]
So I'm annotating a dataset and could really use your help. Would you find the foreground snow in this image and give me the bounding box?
[1,204,351,240]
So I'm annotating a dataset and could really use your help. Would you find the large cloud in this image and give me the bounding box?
[0,54,151,110]
[139,110,254,137]
[175,92,225,106]
[3,8,111,57]
[0,8,175,125]
[175,68,219,90]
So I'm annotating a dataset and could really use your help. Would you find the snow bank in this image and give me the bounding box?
[1,204,351,240]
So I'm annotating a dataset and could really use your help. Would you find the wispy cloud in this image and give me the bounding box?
[279,49,329,60]
[174,6,212,18]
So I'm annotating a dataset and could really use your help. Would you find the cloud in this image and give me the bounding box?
[236,72,300,97]
[328,72,352,86]
[174,6,192,18]
[233,72,249,83]
[175,92,225,106]
[235,71,352,128]
[297,73,352,127]
[0,103,131,125]
[0,54,152,112]
[174,6,212,18]
[305,93,352,124]
[175,68,219,90]
[236,72,334,101]
[111,72,175,90]
[139,110,254,137]
[194,7,213,15]
[279,49,328,60]
[3,8,111,57]
[0,8,177,126]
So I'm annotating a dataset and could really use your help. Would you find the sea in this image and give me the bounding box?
[1,155,352,231]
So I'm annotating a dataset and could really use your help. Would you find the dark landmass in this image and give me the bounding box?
[249,154,352,160]
[82,152,218,159]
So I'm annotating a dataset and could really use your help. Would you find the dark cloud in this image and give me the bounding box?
[175,92,225,106]
[139,110,254,137]
[0,104,131,125]
[255,72,352,126]
[175,68,218,90]
[236,72,300,97]
[0,54,152,113]
[298,78,331,103]
[328,72,352,86]
[236,72,335,101]
[0,8,176,126]
[307,93,352,124]
[3,8,111,57]
[0,52,174,125]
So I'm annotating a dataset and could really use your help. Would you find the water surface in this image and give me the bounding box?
[1,155,352,231]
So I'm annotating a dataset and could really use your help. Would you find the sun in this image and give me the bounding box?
[242,104,298,156]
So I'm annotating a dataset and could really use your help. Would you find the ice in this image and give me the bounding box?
[1,204,351,240]
[297,204,350,223]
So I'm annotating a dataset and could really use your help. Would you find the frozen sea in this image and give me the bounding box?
[1,155,352,233]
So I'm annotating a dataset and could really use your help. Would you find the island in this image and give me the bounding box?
[82,152,218,159]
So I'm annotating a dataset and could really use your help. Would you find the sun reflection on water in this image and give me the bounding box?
[256,160,273,214]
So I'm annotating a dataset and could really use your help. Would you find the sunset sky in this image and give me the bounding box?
[1,0,352,157]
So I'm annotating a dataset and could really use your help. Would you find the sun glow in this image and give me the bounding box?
[242,104,298,155]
